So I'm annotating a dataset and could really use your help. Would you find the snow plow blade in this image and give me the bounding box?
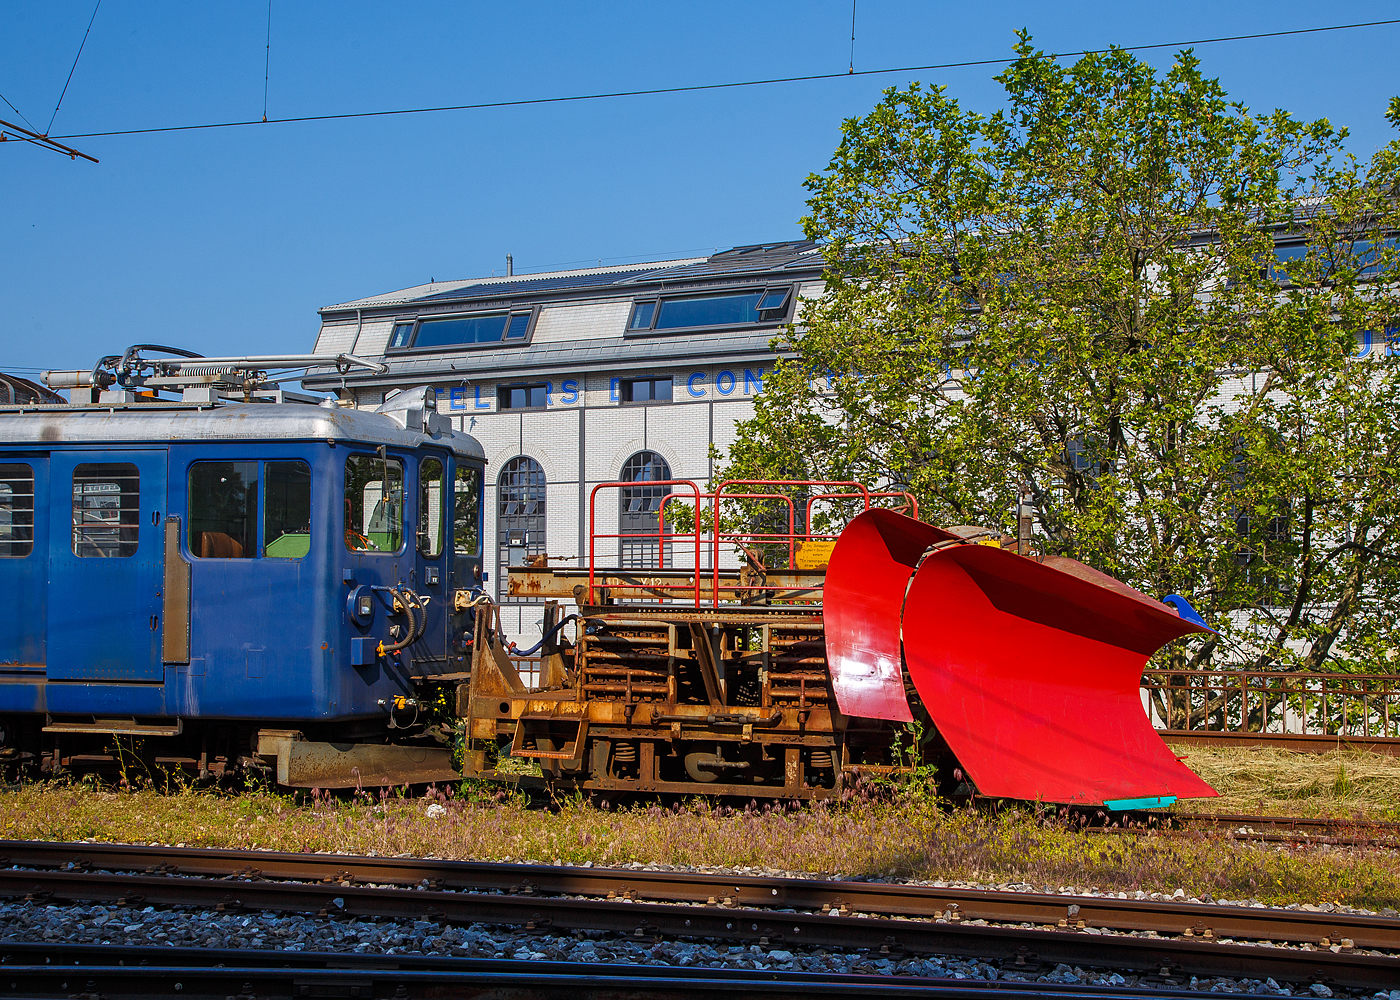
[825,510,1218,806]
[823,509,959,722]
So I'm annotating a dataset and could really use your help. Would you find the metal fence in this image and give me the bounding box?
[1141,669,1400,739]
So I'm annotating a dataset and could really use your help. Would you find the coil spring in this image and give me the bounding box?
[611,743,638,763]
[808,750,834,769]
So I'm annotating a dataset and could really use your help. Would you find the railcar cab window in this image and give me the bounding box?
[189,462,257,558]
[498,383,547,410]
[627,286,792,334]
[188,461,312,559]
[0,464,35,558]
[264,462,312,558]
[387,309,535,350]
[419,458,445,559]
[72,463,139,558]
[621,377,672,403]
[345,454,405,553]
[453,465,482,556]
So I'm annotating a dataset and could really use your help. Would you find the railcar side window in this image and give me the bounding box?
[419,458,445,558]
[188,462,257,558]
[345,454,404,553]
[72,463,140,558]
[453,465,482,556]
[0,464,34,558]
[264,461,312,558]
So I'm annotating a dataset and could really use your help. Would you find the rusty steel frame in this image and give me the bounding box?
[0,843,1397,989]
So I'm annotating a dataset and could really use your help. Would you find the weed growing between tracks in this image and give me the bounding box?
[0,779,1396,910]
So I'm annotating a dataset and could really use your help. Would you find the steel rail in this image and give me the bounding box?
[0,840,1394,951]
[0,844,1397,988]
[0,943,1211,999]
[1094,813,1400,849]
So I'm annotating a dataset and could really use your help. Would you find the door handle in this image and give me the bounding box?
[150,614,159,631]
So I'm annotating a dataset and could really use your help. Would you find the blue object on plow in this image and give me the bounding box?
[823,509,1218,806]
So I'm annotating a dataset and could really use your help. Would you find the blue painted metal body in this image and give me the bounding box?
[0,401,486,727]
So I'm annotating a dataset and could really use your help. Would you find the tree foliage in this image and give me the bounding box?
[723,36,1400,672]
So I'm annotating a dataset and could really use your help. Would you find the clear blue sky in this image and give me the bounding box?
[3,1,1398,375]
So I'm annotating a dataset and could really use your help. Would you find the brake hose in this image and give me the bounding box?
[510,614,580,656]
[378,586,419,655]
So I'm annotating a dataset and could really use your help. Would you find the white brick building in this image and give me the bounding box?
[305,242,825,641]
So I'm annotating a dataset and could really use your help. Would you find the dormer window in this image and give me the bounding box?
[626,285,794,335]
[386,308,537,351]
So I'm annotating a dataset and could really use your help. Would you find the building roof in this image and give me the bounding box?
[318,242,823,316]
[306,241,826,390]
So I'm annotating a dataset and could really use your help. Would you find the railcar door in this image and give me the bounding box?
[46,450,167,681]
[0,456,46,670]
[413,452,451,668]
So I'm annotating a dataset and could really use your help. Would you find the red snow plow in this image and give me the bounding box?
[485,480,1217,806]
[825,508,1217,807]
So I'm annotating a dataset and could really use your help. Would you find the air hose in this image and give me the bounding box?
[378,585,426,655]
[509,614,580,656]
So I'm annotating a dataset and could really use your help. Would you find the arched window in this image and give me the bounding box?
[619,451,671,568]
[498,456,545,603]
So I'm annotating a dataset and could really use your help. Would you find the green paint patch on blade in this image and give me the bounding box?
[1103,795,1177,811]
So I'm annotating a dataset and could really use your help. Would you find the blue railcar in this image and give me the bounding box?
[0,385,486,784]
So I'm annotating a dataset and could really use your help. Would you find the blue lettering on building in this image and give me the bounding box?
[610,377,621,402]
[716,370,735,395]
[474,385,491,410]
[687,372,707,397]
[449,387,468,411]
[560,379,579,404]
[744,368,764,394]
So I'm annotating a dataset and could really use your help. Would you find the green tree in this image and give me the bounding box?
[724,36,1400,675]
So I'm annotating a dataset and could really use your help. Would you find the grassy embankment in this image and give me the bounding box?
[0,747,1395,910]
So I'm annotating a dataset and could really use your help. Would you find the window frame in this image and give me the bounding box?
[187,460,259,560]
[625,285,795,336]
[418,456,446,559]
[496,456,546,604]
[619,376,674,405]
[71,462,141,559]
[0,463,35,559]
[497,382,550,411]
[344,453,408,556]
[453,463,484,557]
[184,459,313,561]
[384,305,539,353]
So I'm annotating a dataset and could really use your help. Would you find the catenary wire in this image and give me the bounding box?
[48,17,1400,141]
[46,0,102,136]
[0,92,37,132]
[262,0,272,122]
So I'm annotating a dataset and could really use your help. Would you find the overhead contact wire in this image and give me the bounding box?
[49,17,1400,141]
[47,0,102,136]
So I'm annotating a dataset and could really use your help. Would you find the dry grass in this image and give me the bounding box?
[0,778,1396,911]
[1173,745,1400,821]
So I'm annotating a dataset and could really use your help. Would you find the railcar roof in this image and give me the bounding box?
[0,402,486,461]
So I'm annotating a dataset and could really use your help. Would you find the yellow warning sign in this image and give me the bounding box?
[795,539,837,570]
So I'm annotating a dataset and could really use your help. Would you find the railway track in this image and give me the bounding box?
[1103,813,1400,850]
[0,942,1220,1000]
[0,841,1396,990]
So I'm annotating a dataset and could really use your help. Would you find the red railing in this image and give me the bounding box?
[588,479,704,605]
[587,478,919,607]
